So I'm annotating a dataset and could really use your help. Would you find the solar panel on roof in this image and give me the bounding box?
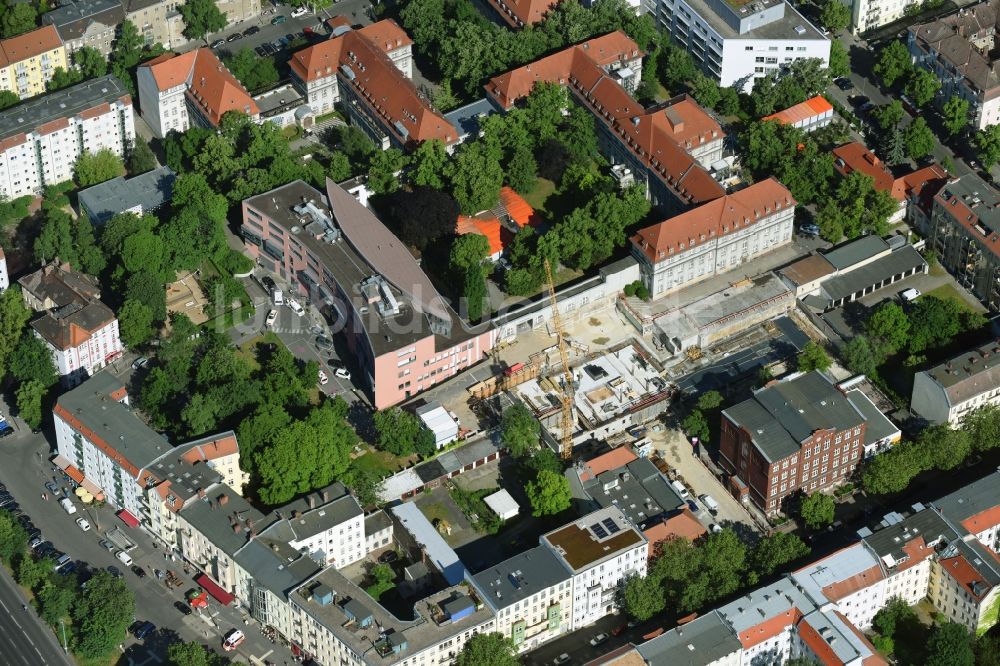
[591,524,608,539]
[603,518,620,534]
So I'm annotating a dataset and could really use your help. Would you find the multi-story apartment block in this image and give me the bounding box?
[911,339,1000,425]
[908,3,998,130]
[0,26,68,100]
[123,0,186,50]
[18,261,124,385]
[487,34,726,214]
[289,20,455,150]
[719,371,888,514]
[43,0,124,57]
[241,179,495,409]
[643,0,830,92]
[541,506,647,629]
[137,48,259,138]
[921,174,1000,311]
[0,74,134,199]
[630,179,795,297]
[848,0,923,34]
[471,546,573,651]
[45,0,259,56]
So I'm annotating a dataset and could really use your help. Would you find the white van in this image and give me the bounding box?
[900,288,921,302]
[115,550,133,567]
[700,494,720,515]
[287,298,305,316]
[272,289,284,306]
[670,480,690,499]
[59,497,77,515]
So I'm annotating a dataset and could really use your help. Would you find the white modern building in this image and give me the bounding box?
[416,402,459,449]
[849,0,922,34]
[643,0,830,91]
[911,339,1000,425]
[541,506,647,630]
[18,261,124,386]
[630,178,796,297]
[0,74,133,199]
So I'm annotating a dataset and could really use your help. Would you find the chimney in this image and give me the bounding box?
[308,495,316,509]
[218,494,229,506]
[322,489,330,502]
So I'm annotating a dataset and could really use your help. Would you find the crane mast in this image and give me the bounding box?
[544,259,574,461]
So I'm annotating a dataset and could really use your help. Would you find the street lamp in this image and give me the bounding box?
[59,619,68,654]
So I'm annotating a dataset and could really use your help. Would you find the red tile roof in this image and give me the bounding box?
[631,178,796,262]
[762,95,833,126]
[291,22,455,146]
[358,19,412,51]
[0,25,63,67]
[737,607,803,649]
[180,433,240,462]
[579,448,638,482]
[141,49,259,127]
[484,0,561,27]
[644,510,707,557]
[934,182,1000,259]
[821,564,885,601]
[499,186,540,228]
[456,214,504,257]
[962,505,1000,535]
[833,142,897,199]
[487,32,642,109]
[940,553,995,600]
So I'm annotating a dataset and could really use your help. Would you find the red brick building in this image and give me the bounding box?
[719,372,867,513]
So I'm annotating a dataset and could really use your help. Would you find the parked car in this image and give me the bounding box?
[174,600,193,615]
[686,499,699,513]
[29,537,43,550]
[553,655,571,665]
[131,356,149,370]
[899,287,921,302]
[611,623,627,636]
[243,25,260,36]
[318,370,329,386]
[291,6,308,16]
[99,540,115,552]
[226,33,242,42]
[223,629,246,651]
[334,366,351,380]
[45,481,58,494]
[799,223,821,237]
[75,518,91,531]
[265,309,278,327]
[851,95,870,108]
[709,523,723,533]
[132,621,156,639]
[378,550,398,564]
[261,276,276,291]
[255,46,268,57]
[210,39,225,48]
[116,550,134,567]
[107,565,124,579]
[834,77,853,91]
[590,633,609,647]
[699,494,720,515]
[271,14,286,24]
[132,565,147,578]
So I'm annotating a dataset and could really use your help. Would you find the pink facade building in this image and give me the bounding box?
[241,179,494,409]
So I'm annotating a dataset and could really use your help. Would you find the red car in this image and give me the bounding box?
[611,623,627,636]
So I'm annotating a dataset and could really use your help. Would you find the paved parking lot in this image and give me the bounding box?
[0,426,295,665]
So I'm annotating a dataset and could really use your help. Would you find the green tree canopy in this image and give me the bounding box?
[455,633,519,666]
[0,287,31,382]
[904,117,936,161]
[798,341,832,373]
[166,641,230,666]
[10,332,58,388]
[748,532,810,580]
[799,492,835,530]
[0,509,28,564]
[942,96,970,136]
[905,69,941,107]
[874,41,913,88]
[224,48,279,92]
[367,148,409,194]
[873,100,905,131]
[374,407,425,457]
[73,570,136,659]
[867,301,910,354]
[180,0,226,39]
[448,142,504,214]
[409,139,449,189]
[622,573,666,620]
[0,3,37,38]
[819,0,850,31]
[977,123,1000,169]
[925,622,974,666]
[74,148,125,187]
[501,403,541,457]
[526,469,571,517]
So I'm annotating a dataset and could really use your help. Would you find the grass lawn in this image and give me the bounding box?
[352,449,407,477]
[522,177,556,212]
[234,332,281,372]
[419,501,452,527]
[314,110,345,124]
[922,283,985,313]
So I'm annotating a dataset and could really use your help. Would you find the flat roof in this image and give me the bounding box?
[391,502,466,585]
[583,457,685,528]
[779,254,835,287]
[77,166,175,225]
[680,0,826,41]
[55,372,172,477]
[637,611,741,665]
[844,388,899,447]
[0,75,129,144]
[542,506,644,572]
[820,245,925,302]
[822,235,891,271]
[935,468,1000,525]
[471,545,569,611]
[444,97,497,140]
[294,568,492,666]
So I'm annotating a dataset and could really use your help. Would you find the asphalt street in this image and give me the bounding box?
[0,567,72,666]
[0,421,295,665]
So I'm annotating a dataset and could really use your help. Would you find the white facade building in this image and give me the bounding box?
[472,546,573,652]
[0,74,133,199]
[911,340,1000,425]
[541,506,647,630]
[0,246,8,292]
[631,178,796,297]
[849,0,921,34]
[643,0,830,91]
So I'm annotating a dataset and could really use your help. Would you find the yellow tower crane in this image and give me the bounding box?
[544,259,575,461]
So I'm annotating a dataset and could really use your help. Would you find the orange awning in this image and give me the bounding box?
[65,465,84,484]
